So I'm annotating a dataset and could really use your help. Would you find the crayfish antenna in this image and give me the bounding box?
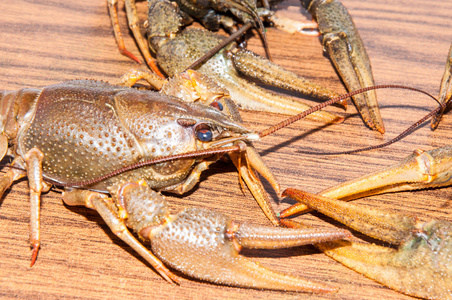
[432,43,452,130]
[259,85,438,146]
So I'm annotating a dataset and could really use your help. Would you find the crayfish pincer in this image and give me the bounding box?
[284,188,452,299]
[0,70,350,291]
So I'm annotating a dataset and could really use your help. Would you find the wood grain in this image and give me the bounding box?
[0,0,451,299]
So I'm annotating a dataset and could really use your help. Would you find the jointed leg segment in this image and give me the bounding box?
[107,0,142,64]
[62,187,180,284]
[107,0,165,77]
[24,148,50,266]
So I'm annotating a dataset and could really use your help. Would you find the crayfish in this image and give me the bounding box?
[108,0,347,120]
[108,0,384,132]
[0,69,355,292]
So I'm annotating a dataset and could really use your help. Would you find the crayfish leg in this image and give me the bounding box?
[23,148,51,266]
[118,68,166,90]
[161,160,212,195]
[0,158,27,260]
[62,188,180,284]
[124,0,165,77]
[107,0,165,77]
[0,157,26,201]
[107,0,143,64]
[229,149,279,226]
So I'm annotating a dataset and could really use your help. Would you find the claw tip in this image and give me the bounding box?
[333,116,345,124]
[281,188,294,198]
[30,244,40,267]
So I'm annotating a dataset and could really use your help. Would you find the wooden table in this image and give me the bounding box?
[0,0,451,299]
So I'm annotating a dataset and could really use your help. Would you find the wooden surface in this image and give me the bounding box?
[1,0,452,299]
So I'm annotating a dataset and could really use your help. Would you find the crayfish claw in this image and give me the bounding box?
[283,188,452,299]
[306,0,384,133]
[232,49,344,105]
[156,28,343,123]
[146,207,344,292]
[283,189,416,244]
[281,145,452,217]
[234,219,351,249]
[319,236,452,300]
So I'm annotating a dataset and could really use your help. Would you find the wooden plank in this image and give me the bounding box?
[0,0,451,299]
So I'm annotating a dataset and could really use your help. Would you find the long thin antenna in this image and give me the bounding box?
[300,106,441,155]
[53,146,240,187]
[259,85,437,138]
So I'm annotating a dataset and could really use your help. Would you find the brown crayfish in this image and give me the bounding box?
[0,69,353,292]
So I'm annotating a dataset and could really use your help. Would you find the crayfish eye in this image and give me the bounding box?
[210,101,223,111]
[195,124,213,142]
[196,129,213,142]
